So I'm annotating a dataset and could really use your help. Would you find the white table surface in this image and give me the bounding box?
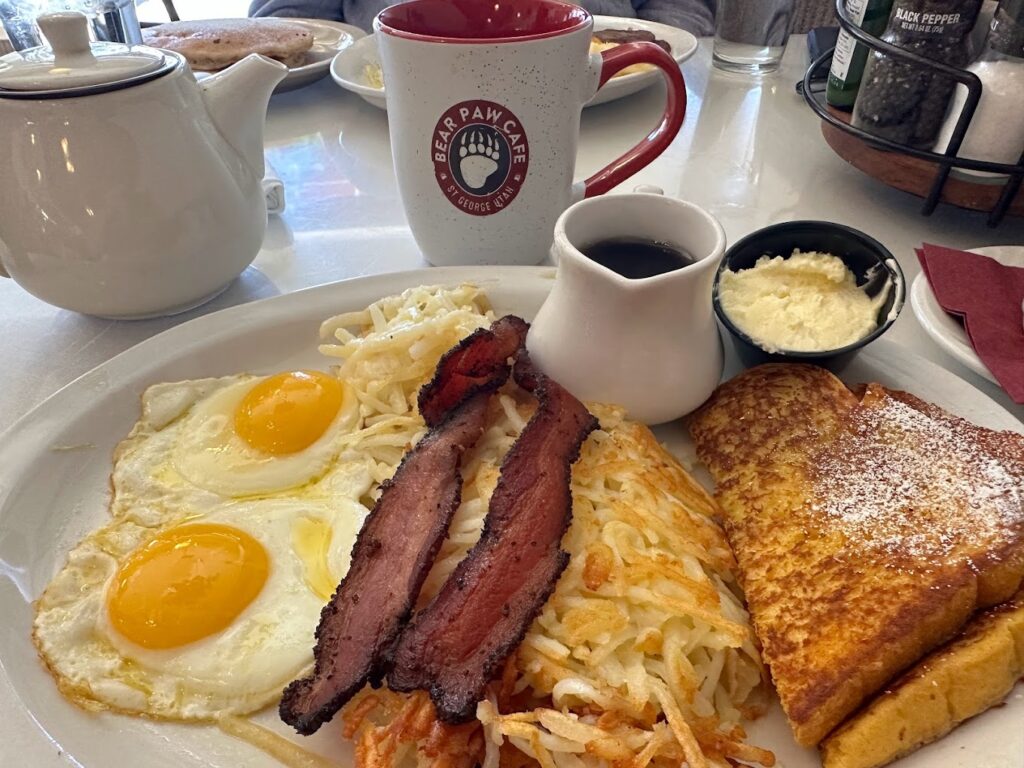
[1,37,1022,434]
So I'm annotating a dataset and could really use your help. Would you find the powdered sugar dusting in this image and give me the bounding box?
[812,392,1023,559]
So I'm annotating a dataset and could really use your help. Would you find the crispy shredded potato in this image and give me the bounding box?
[265,285,771,768]
[318,284,496,485]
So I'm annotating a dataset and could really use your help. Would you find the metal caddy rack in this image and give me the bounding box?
[801,0,1024,227]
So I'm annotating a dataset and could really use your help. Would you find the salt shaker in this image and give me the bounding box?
[935,0,1024,171]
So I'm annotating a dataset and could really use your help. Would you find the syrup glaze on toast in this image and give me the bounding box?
[689,364,1024,747]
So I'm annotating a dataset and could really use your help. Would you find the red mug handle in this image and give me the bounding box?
[582,42,687,198]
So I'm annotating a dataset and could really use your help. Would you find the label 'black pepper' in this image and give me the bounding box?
[852,0,983,148]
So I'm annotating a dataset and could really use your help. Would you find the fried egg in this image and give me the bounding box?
[173,371,358,496]
[33,497,367,720]
[111,371,362,525]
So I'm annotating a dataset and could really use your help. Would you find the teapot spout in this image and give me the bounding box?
[200,54,287,179]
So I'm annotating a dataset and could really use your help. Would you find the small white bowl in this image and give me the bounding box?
[330,34,387,110]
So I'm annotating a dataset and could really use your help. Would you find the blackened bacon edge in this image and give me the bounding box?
[386,352,599,723]
[279,316,527,735]
[278,396,488,735]
[418,315,529,428]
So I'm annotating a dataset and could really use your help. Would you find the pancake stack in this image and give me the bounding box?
[143,18,313,72]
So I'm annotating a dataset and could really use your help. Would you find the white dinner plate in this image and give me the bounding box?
[190,19,363,93]
[910,245,1024,384]
[329,16,698,111]
[0,267,1021,767]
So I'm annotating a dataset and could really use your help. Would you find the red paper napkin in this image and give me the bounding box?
[917,243,1024,403]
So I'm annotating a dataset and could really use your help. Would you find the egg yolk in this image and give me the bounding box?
[107,524,269,649]
[234,371,344,455]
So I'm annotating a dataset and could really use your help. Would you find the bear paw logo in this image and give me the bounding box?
[458,131,501,190]
[432,99,529,216]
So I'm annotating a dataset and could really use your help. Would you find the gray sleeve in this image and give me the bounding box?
[249,0,391,31]
[340,0,394,31]
[579,0,716,37]
[249,0,343,21]
[579,0,640,19]
[636,0,716,36]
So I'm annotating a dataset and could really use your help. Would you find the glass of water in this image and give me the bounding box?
[713,0,795,74]
[1,0,141,51]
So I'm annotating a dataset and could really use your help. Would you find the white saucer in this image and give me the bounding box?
[329,33,387,109]
[910,244,1024,384]
[329,16,698,112]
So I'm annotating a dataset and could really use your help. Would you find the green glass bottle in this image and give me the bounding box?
[827,0,895,110]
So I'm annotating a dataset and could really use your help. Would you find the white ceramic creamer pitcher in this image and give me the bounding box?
[0,12,286,318]
[528,190,725,424]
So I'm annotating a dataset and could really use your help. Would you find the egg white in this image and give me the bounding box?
[33,497,368,720]
[173,376,360,497]
[111,377,243,526]
[110,374,363,528]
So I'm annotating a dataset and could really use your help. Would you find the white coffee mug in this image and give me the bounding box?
[528,189,726,424]
[375,0,687,267]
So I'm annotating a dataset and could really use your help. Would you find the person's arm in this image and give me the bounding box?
[249,0,343,21]
[636,0,716,36]
[249,0,390,29]
[580,0,716,37]
[339,0,395,31]
[580,0,639,19]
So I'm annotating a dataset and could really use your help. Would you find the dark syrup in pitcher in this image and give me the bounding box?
[582,237,694,279]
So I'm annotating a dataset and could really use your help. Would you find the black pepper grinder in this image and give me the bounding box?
[852,0,984,148]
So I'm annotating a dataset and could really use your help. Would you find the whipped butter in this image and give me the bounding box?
[718,250,888,353]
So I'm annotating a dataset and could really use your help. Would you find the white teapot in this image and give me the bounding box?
[0,12,287,318]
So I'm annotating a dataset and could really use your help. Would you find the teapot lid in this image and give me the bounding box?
[0,12,176,97]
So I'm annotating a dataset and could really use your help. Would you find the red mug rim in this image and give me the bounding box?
[375,0,592,44]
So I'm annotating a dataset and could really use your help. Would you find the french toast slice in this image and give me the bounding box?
[688,364,1024,747]
[820,589,1024,768]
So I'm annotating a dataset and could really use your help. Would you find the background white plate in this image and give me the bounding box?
[0,267,1020,767]
[278,20,363,93]
[329,16,698,111]
[910,245,1024,384]
[586,17,698,106]
[191,19,363,93]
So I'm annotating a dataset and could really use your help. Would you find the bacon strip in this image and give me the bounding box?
[418,316,529,428]
[387,352,599,723]
[280,317,527,735]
